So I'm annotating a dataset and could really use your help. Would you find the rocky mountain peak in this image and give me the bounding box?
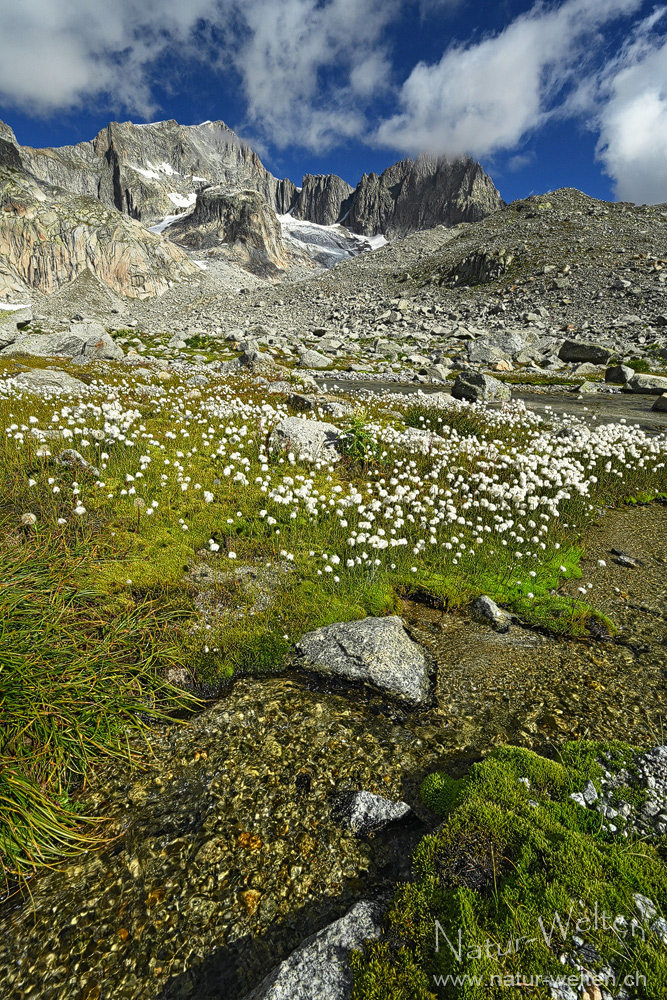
[291,174,355,226]
[19,118,298,224]
[347,153,504,238]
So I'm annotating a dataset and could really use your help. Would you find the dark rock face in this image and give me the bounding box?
[450,248,515,287]
[168,186,288,274]
[0,120,22,170]
[347,154,503,237]
[291,174,355,226]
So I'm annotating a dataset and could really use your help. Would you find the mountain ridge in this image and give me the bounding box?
[8,117,504,237]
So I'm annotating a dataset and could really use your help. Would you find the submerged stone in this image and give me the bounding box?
[332,790,413,835]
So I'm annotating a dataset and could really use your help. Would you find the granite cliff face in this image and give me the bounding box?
[11,119,502,238]
[291,174,355,226]
[19,120,298,225]
[288,156,503,236]
[0,126,198,301]
[1,116,505,299]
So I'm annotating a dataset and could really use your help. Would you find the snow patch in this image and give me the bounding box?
[168,192,197,209]
[132,164,161,181]
[278,214,386,267]
[131,160,181,180]
[0,302,31,311]
[148,214,183,234]
[193,261,208,270]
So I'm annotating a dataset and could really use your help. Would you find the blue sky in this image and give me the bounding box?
[0,0,666,206]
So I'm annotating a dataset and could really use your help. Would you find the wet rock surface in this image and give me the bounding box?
[289,615,432,705]
[241,898,385,1000]
[331,791,414,836]
[0,678,436,1000]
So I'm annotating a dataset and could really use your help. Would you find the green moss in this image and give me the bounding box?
[421,773,466,815]
[626,358,652,373]
[353,741,667,1000]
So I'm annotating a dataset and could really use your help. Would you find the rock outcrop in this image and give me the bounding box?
[168,186,289,275]
[19,119,298,225]
[0,322,124,361]
[346,154,504,238]
[7,118,502,240]
[0,127,197,301]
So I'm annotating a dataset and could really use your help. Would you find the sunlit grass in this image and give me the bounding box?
[0,355,665,879]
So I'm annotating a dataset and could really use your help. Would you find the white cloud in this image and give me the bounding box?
[594,8,667,203]
[229,0,398,151]
[0,0,220,116]
[0,0,397,153]
[508,151,537,172]
[375,0,644,159]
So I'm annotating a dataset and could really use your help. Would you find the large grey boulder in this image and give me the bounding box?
[332,791,413,835]
[289,616,431,705]
[0,304,32,328]
[9,368,87,394]
[69,323,125,361]
[626,373,667,395]
[467,330,528,363]
[299,349,332,370]
[471,595,511,633]
[494,329,531,355]
[558,340,614,365]
[466,341,509,365]
[270,417,340,464]
[452,371,510,403]
[1,322,123,361]
[242,899,385,1000]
